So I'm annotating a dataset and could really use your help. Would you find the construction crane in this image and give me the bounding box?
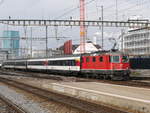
[80,0,86,53]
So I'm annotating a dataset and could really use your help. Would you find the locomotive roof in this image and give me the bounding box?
[4,50,128,62]
[82,50,128,56]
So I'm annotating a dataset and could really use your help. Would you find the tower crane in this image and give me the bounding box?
[80,0,86,53]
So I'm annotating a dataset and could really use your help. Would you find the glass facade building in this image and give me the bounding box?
[3,31,20,56]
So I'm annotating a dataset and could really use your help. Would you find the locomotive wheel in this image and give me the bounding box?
[124,74,130,81]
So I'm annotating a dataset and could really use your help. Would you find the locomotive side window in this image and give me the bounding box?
[110,56,120,63]
[99,57,103,62]
[93,57,96,62]
[122,56,129,63]
[86,57,90,62]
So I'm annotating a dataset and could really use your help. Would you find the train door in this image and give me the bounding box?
[80,56,83,70]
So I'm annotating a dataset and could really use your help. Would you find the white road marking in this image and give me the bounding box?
[93,82,150,91]
[52,83,150,103]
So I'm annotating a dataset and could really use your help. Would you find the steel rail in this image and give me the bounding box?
[0,76,129,113]
[0,94,29,113]
[1,70,150,89]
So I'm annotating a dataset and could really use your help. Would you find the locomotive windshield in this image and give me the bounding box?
[110,56,120,63]
[122,56,129,63]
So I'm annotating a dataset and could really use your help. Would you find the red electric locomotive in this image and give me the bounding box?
[80,51,130,80]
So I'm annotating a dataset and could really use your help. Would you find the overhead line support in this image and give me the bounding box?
[0,19,149,27]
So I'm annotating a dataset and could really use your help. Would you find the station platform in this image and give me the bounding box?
[131,69,150,78]
[44,82,150,113]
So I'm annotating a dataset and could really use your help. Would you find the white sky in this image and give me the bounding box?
[0,0,150,50]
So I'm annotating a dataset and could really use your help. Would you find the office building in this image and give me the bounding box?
[2,31,20,57]
[123,28,150,56]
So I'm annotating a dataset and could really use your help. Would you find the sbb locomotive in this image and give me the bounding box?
[2,51,130,80]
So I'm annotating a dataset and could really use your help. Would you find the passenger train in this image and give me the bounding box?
[2,51,130,80]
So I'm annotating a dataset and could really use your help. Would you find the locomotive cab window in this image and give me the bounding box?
[122,56,129,63]
[110,56,120,63]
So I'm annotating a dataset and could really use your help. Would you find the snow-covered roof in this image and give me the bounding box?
[73,42,101,54]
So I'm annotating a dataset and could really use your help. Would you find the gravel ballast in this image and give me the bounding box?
[0,85,50,113]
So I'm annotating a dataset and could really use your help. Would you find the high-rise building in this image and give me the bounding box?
[2,31,20,57]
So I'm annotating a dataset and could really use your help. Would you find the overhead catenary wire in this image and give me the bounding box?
[89,0,149,20]
[105,0,149,19]
[86,0,135,20]
[54,0,96,20]
[0,36,70,40]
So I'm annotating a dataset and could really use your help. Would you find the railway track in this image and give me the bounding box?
[0,69,150,89]
[0,76,128,113]
[0,94,29,113]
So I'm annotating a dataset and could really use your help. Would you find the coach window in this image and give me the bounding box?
[86,57,90,62]
[70,60,73,66]
[59,60,62,66]
[71,60,74,66]
[56,60,59,66]
[99,57,103,62]
[48,61,51,65]
[68,60,71,66]
[70,60,74,66]
[93,57,96,62]
[61,60,64,66]
[70,60,72,66]
[65,60,68,66]
[56,61,58,65]
[68,60,70,66]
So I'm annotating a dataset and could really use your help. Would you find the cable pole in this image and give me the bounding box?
[101,6,104,50]
[45,26,48,57]
[121,29,124,52]
[30,27,33,58]
[55,26,58,40]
